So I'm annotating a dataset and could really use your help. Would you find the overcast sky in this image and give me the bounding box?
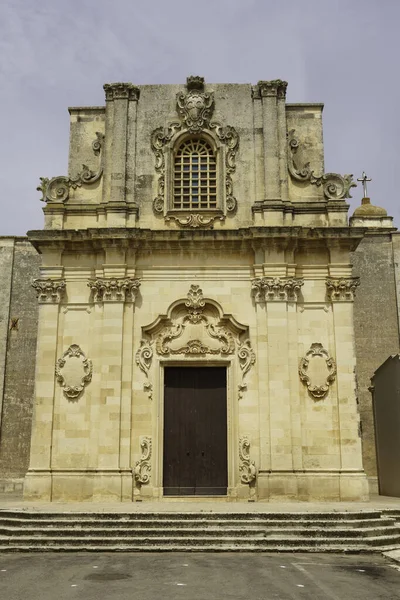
[0,0,399,235]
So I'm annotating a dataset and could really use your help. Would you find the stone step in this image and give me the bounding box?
[0,510,384,521]
[0,534,399,550]
[1,525,399,539]
[0,516,394,528]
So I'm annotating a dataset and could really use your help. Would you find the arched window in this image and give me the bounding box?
[173,139,217,210]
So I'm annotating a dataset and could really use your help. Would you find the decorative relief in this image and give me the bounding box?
[253,79,288,99]
[37,132,105,203]
[135,340,154,400]
[176,76,214,133]
[299,342,336,400]
[251,277,304,302]
[134,436,152,485]
[55,344,92,400]
[287,129,356,200]
[237,339,256,400]
[239,436,257,484]
[165,214,225,229]
[88,278,141,303]
[150,75,239,224]
[32,278,66,303]
[326,277,360,301]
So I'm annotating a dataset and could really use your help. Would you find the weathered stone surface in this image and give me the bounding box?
[0,239,40,478]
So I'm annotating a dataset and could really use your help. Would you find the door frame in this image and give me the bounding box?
[155,358,237,498]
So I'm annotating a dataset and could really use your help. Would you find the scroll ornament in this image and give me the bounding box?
[134,437,152,484]
[239,436,257,484]
[32,278,66,303]
[251,277,304,302]
[37,132,105,203]
[326,277,360,301]
[299,342,336,399]
[55,344,92,399]
[287,129,356,200]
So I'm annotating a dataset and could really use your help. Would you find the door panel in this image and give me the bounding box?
[163,366,227,496]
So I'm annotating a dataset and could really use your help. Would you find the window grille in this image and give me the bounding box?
[173,139,217,210]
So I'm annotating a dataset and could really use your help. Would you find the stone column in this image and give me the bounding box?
[257,80,287,201]
[24,278,65,500]
[326,275,369,500]
[87,273,140,501]
[103,83,140,206]
[277,82,288,199]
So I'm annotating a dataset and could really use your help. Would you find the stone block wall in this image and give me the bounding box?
[0,238,40,488]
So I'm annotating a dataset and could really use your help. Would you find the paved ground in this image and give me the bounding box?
[1,552,400,600]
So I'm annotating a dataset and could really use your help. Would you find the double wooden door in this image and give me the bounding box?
[163,366,227,496]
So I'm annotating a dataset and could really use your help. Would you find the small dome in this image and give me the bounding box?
[353,197,387,217]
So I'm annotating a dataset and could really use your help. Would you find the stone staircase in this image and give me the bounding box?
[0,510,400,552]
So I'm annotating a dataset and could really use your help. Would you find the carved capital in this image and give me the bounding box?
[103,82,140,101]
[239,436,257,484]
[134,436,152,484]
[299,342,336,400]
[88,278,141,303]
[251,277,304,302]
[32,278,66,303]
[326,277,360,301]
[56,344,92,400]
[256,79,288,98]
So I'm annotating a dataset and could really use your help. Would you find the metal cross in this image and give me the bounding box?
[357,171,372,198]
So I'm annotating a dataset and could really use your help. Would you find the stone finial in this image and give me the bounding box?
[103,82,140,101]
[352,197,387,218]
[256,79,288,99]
[186,75,205,91]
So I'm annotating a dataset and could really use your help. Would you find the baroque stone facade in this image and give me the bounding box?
[2,77,398,502]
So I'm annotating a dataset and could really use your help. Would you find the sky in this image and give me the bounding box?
[0,0,399,235]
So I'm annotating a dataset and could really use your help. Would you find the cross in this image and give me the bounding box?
[357,171,372,198]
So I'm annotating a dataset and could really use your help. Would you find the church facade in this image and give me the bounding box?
[10,77,391,502]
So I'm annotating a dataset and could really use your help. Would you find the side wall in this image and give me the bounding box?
[0,238,40,492]
[352,232,400,493]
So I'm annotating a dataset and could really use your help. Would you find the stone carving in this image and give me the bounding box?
[103,82,140,101]
[88,278,141,303]
[135,340,154,400]
[299,342,336,400]
[251,277,304,302]
[55,344,93,399]
[239,436,257,484]
[287,129,356,200]
[150,76,239,222]
[326,277,360,301]
[32,278,66,303]
[177,76,214,133]
[134,436,152,485]
[135,340,153,375]
[238,340,256,378]
[37,132,105,203]
[165,214,225,228]
[185,283,206,313]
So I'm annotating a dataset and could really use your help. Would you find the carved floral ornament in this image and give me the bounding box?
[55,344,93,400]
[287,129,356,200]
[32,278,66,303]
[134,436,152,485]
[251,277,304,303]
[151,76,239,226]
[88,277,141,303]
[37,132,105,203]
[299,343,336,400]
[136,285,256,399]
[326,277,360,301]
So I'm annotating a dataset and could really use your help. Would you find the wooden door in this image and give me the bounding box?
[163,366,227,496]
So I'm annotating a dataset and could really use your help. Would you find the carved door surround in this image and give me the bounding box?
[135,284,256,496]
